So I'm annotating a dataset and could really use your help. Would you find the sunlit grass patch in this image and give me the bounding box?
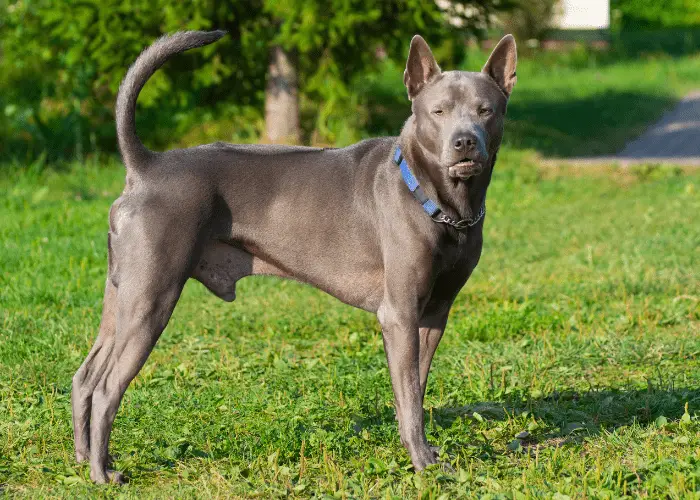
[1,155,699,496]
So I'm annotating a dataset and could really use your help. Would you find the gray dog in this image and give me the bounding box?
[71,30,516,483]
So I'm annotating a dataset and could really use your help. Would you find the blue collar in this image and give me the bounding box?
[393,146,485,231]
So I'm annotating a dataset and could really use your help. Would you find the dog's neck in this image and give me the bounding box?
[398,120,493,225]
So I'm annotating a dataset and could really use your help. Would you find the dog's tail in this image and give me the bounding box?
[115,30,227,171]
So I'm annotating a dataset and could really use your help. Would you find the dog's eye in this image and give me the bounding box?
[433,109,444,116]
[479,107,492,117]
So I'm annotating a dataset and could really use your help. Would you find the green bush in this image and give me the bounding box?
[0,0,510,162]
[611,0,700,29]
[608,0,700,56]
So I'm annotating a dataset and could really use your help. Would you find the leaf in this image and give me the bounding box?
[681,403,692,425]
[563,422,585,434]
[458,468,470,483]
[62,475,81,485]
[29,187,50,207]
[507,439,522,452]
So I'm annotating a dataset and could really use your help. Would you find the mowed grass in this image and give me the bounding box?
[1,149,698,498]
[2,45,700,498]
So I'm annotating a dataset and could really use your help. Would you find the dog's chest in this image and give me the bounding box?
[436,230,482,272]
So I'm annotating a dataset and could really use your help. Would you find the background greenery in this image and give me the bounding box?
[0,0,506,162]
[611,0,700,29]
[3,0,700,164]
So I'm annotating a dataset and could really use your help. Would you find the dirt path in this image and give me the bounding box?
[617,90,700,164]
[551,91,700,166]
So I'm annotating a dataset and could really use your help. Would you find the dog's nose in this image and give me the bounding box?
[453,134,477,152]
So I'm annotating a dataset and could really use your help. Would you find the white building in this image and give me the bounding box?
[553,0,610,30]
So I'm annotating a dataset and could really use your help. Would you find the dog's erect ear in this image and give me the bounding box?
[482,34,517,98]
[404,35,441,100]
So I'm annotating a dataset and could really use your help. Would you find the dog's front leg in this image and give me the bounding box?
[418,300,452,402]
[378,302,438,470]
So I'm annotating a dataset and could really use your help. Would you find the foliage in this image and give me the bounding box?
[1,152,699,496]
[608,0,700,56]
[611,0,700,29]
[0,0,511,161]
[0,0,270,161]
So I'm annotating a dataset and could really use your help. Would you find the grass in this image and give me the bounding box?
[2,45,700,498]
[1,148,699,498]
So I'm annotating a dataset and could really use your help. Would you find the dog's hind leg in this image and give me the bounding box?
[72,278,118,463]
[87,213,199,484]
[87,263,187,484]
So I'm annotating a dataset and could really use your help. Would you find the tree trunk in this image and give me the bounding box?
[265,45,300,144]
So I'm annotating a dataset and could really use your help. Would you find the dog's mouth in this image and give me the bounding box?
[448,158,483,179]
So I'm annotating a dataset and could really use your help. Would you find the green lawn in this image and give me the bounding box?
[1,150,699,497]
[3,45,700,498]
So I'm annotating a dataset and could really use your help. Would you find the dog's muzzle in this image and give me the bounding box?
[448,159,484,179]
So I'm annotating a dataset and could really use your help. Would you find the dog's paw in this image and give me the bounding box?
[428,445,455,473]
[90,468,126,485]
[107,470,126,485]
[410,445,440,471]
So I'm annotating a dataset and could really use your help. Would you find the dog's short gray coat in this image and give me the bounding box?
[71,30,517,483]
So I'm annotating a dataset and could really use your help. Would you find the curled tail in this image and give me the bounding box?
[115,30,227,171]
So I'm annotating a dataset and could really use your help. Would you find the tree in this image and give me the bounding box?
[0,0,513,160]
[265,45,300,143]
[263,0,512,143]
[499,0,558,43]
[1,0,270,159]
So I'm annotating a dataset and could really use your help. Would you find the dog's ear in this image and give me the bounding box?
[482,34,517,98]
[404,35,441,100]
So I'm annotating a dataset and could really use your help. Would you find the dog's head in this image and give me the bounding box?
[404,35,516,180]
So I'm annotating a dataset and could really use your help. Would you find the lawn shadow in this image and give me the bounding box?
[504,91,679,157]
[434,384,700,447]
[347,384,700,454]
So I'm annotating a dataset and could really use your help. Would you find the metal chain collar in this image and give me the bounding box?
[432,203,486,230]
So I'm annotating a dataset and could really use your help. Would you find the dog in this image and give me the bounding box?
[71,30,517,483]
